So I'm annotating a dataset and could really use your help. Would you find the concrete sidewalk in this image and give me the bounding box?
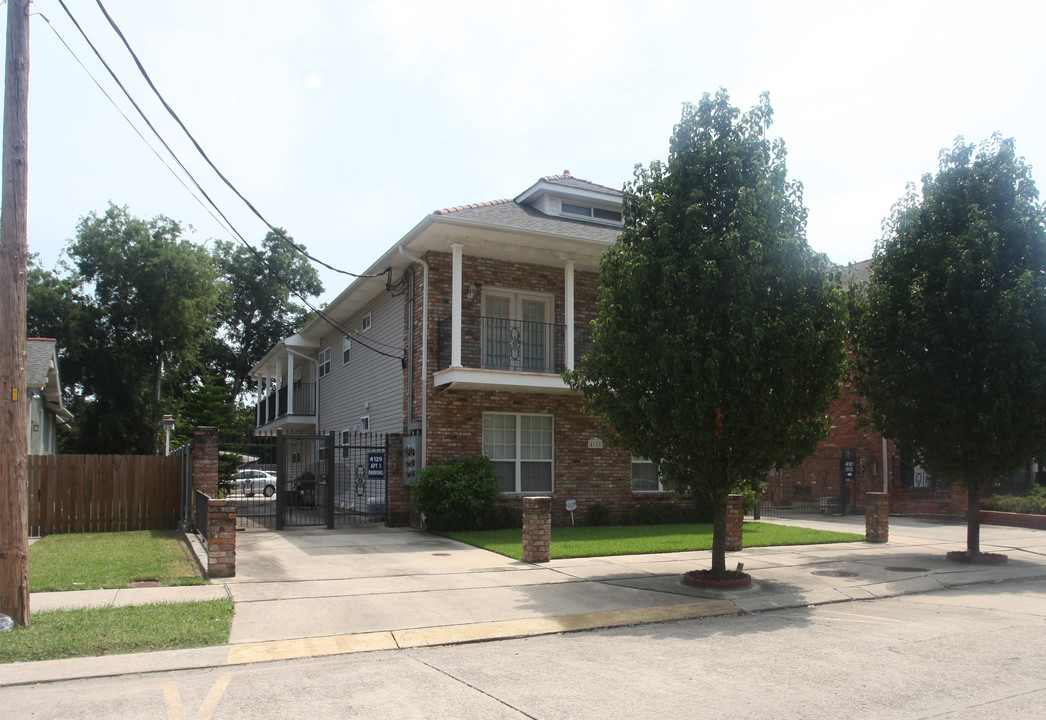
[6,516,1046,687]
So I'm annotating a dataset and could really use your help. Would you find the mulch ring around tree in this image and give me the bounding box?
[683,569,752,590]
[945,551,1008,564]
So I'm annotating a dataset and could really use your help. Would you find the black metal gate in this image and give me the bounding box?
[276,430,388,529]
[220,436,279,530]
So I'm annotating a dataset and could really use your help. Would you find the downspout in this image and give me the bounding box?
[399,246,429,469]
[405,267,416,425]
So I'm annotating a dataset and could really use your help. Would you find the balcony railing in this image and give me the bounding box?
[254,382,316,427]
[436,315,591,374]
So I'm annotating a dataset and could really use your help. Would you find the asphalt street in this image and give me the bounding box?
[4,576,1045,719]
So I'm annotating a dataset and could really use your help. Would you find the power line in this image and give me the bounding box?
[36,9,240,242]
[92,0,386,281]
[48,1,404,363]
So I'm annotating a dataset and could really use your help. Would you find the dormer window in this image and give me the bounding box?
[560,201,622,224]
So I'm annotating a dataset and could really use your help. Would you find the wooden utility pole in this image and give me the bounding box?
[0,0,31,628]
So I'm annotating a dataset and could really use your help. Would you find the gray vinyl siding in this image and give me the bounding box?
[315,291,405,436]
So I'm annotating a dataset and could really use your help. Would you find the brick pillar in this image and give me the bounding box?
[384,434,415,527]
[192,426,219,497]
[207,497,236,578]
[522,496,552,563]
[865,492,889,543]
[725,494,744,551]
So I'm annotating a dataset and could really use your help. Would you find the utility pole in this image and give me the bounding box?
[0,0,31,628]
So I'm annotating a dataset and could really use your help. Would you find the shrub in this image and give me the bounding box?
[586,502,614,526]
[411,456,502,531]
[983,492,1046,515]
[620,499,714,526]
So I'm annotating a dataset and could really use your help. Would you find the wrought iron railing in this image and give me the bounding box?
[254,382,316,426]
[437,315,592,374]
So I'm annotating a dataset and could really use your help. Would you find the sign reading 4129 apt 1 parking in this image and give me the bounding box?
[367,452,385,480]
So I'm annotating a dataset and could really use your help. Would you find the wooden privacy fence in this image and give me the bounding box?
[28,454,183,536]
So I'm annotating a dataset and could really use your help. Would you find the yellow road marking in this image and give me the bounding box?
[163,673,232,720]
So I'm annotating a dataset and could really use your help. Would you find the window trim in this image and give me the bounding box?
[631,457,666,493]
[360,415,370,432]
[482,411,554,494]
[558,199,622,224]
[480,287,554,372]
[361,313,372,332]
[342,337,351,365]
[318,346,332,378]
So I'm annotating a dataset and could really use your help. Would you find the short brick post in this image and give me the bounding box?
[725,494,744,551]
[522,496,552,563]
[865,492,889,543]
[207,497,237,578]
[192,426,219,497]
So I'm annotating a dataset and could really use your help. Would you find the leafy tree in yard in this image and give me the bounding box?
[565,90,848,579]
[66,204,220,453]
[209,231,323,398]
[168,374,255,448]
[853,135,1046,558]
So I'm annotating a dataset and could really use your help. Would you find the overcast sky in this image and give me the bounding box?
[10,1,1046,302]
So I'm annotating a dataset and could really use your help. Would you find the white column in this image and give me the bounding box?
[565,261,575,370]
[287,353,296,415]
[265,369,272,421]
[256,376,263,426]
[451,243,464,368]
[276,359,283,417]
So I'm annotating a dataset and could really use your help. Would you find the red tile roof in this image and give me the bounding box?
[433,198,514,216]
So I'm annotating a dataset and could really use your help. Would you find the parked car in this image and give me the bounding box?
[233,469,277,497]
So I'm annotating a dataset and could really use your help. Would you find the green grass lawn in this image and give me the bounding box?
[0,599,234,663]
[0,530,231,665]
[444,522,864,561]
[28,530,208,592]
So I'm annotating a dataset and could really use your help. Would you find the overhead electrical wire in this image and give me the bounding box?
[45,1,405,363]
[92,0,386,281]
[35,9,241,243]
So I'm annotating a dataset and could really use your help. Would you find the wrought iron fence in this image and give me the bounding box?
[437,315,582,373]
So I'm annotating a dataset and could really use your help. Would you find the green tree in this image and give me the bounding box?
[209,231,323,398]
[566,90,848,578]
[168,374,254,448]
[853,135,1046,557]
[66,203,220,453]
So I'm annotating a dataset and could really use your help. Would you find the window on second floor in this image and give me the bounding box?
[343,337,351,365]
[481,290,553,372]
[561,201,622,223]
[318,347,332,378]
[361,313,372,332]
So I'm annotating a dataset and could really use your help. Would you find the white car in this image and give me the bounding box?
[233,469,276,497]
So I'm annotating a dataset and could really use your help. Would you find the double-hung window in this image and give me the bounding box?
[318,347,332,378]
[342,337,351,365]
[482,412,553,493]
[482,290,552,372]
[632,458,666,492]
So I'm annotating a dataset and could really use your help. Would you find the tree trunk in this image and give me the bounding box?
[711,494,728,577]
[966,484,981,557]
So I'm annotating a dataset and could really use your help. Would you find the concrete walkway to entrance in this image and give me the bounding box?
[10,516,1046,686]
